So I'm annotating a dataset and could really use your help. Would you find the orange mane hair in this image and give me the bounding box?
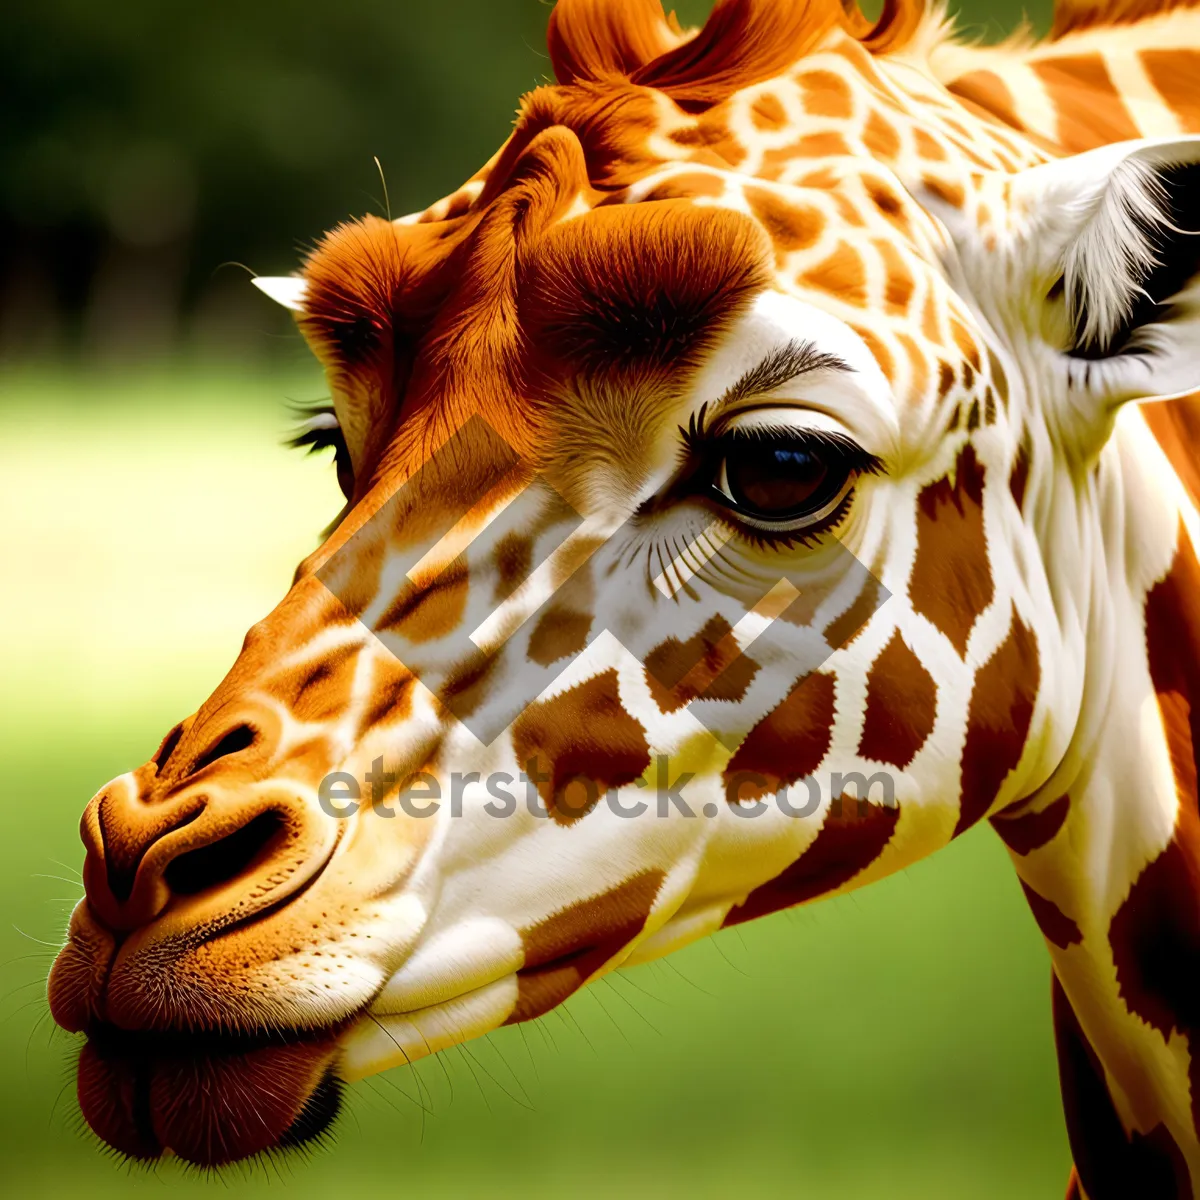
[547,0,925,100]
[1052,0,1200,36]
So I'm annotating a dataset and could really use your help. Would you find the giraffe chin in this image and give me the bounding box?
[75,1021,346,1165]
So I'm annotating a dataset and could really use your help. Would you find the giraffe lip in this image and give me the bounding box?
[278,1067,343,1150]
[75,1020,348,1165]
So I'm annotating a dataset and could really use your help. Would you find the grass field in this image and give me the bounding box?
[0,367,1070,1196]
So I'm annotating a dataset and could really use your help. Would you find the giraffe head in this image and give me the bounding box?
[49,0,1200,1167]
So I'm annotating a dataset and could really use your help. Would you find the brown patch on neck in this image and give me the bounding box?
[506,868,665,1023]
[954,607,1039,836]
[857,630,937,769]
[1052,974,1193,1199]
[1030,54,1139,153]
[1019,879,1082,949]
[991,793,1070,855]
[1140,50,1200,134]
[1109,691,1200,1044]
[724,793,899,925]
[947,71,1026,134]
[644,615,760,713]
[723,670,837,803]
[1009,435,1031,512]
[1108,522,1200,1144]
[1141,396,1200,510]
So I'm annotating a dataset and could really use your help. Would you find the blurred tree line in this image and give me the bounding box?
[0,0,1043,363]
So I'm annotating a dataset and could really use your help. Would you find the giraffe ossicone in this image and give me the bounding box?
[50,0,1200,1192]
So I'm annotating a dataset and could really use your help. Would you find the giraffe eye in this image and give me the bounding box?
[288,407,356,501]
[708,429,881,534]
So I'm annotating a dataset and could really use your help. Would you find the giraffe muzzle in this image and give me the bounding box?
[72,700,339,934]
[77,776,335,938]
[48,696,353,1039]
[48,688,434,1165]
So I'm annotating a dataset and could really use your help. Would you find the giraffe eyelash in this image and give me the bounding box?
[681,418,884,473]
[286,403,356,510]
[287,404,344,454]
[678,401,882,472]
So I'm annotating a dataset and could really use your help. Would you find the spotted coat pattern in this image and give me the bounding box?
[47,0,1200,1187]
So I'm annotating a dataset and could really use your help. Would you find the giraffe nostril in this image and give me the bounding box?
[153,723,185,772]
[186,723,258,778]
[163,809,285,896]
[102,804,205,903]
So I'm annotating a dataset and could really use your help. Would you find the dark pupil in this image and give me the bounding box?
[725,443,830,515]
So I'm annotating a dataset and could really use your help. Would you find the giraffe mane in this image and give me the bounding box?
[1051,0,1200,38]
[548,0,929,100]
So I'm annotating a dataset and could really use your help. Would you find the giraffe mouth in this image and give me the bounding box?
[74,1019,350,1165]
[51,824,412,1166]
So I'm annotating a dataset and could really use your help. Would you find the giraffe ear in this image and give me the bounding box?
[1010,136,1200,405]
[252,276,308,311]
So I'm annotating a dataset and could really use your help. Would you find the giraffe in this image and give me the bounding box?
[47,0,1200,1192]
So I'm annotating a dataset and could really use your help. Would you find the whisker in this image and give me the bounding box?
[12,926,62,948]
[451,1043,493,1115]
[458,1042,534,1111]
[601,975,663,1037]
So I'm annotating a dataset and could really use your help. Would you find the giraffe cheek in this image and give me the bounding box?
[510,669,652,825]
[856,629,937,769]
[377,560,471,645]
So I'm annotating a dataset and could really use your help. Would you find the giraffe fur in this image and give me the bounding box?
[48,1,1200,1190]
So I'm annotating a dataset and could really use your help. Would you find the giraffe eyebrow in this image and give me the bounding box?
[716,338,853,409]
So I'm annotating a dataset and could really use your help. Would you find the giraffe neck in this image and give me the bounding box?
[935,2,1200,155]
[991,406,1200,1191]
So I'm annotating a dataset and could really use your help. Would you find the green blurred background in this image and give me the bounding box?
[1,1,1067,1196]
